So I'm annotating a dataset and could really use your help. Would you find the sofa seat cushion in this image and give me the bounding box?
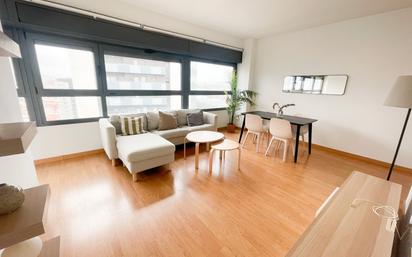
[188,124,215,132]
[116,133,175,162]
[151,127,189,139]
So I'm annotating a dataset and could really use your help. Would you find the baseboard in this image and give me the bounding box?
[34,149,104,165]
[312,144,412,173]
[33,133,412,174]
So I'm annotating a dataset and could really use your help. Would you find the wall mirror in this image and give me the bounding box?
[282,75,348,95]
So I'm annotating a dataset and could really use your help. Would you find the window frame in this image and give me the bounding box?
[100,44,185,114]
[188,58,236,111]
[26,33,104,125]
[11,32,236,126]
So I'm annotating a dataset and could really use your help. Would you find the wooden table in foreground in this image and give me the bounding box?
[286,171,401,257]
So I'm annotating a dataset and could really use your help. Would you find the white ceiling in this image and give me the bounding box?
[118,0,412,38]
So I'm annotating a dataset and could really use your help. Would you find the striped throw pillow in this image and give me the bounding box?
[120,116,145,136]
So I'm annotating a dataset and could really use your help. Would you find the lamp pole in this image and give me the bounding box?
[387,108,411,180]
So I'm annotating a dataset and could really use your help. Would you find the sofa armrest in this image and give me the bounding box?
[203,112,218,130]
[99,118,118,160]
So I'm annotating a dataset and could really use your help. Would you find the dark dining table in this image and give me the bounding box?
[239,111,318,163]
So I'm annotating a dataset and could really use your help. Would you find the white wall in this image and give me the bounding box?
[0,23,39,188]
[31,122,102,160]
[253,8,412,168]
[236,39,257,126]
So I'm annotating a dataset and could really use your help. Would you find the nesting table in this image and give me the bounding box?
[209,139,241,172]
[184,131,225,169]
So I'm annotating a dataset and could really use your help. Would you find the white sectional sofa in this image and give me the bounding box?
[99,110,217,181]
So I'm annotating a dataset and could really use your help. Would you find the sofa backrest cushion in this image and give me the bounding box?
[146,111,159,131]
[187,111,204,126]
[110,113,147,134]
[120,116,145,136]
[176,109,199,127]
[158,111,178,130]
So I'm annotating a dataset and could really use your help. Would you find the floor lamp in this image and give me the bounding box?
[384,75,412,180]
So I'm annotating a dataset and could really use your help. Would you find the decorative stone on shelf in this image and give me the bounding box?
[0,184,25,215]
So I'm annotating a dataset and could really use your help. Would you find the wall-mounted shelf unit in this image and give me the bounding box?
[0,122,37,157]
[0,30,21,58]
[0,184,60,256]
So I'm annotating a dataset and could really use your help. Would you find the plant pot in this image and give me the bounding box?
[227,124,236,133]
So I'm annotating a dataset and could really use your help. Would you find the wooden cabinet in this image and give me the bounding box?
[286,171,401,257]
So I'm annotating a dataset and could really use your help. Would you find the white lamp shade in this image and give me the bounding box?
[384,76,412,108]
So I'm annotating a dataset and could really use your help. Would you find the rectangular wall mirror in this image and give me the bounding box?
[282,75,348,95]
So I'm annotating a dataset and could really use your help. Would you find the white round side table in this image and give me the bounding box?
[209,139,241,173]
[184,131,224,170]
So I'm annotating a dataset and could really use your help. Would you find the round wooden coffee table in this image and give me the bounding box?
[184,131,224,170]
[209,139,241,172]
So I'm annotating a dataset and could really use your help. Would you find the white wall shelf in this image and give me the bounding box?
[0,122,37,157]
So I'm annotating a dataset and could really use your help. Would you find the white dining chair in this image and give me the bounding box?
[241,114,269,152]
[265,118,293,162]
[404,186,412,215]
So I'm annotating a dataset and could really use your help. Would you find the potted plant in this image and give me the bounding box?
[225,71,257,133]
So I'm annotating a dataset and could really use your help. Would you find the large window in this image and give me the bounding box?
[189,95,227,109]
[31,40,103,124]
[35,44,98,90]
[190,61,233,91]
[12,33,237,126]
[42,97,102,121]
[106,96,181,115]
[105,54,181,90]
[103,52,183,115]
[189,61,233,110]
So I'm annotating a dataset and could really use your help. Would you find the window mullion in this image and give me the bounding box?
[182,59,190,109]
[97,44,108,118]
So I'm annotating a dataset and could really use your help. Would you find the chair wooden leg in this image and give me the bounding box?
[256,134,260,152]
[241,131,250,148]
[283,141,288,162]
[274,140,280,154]
[265,137,275,156]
